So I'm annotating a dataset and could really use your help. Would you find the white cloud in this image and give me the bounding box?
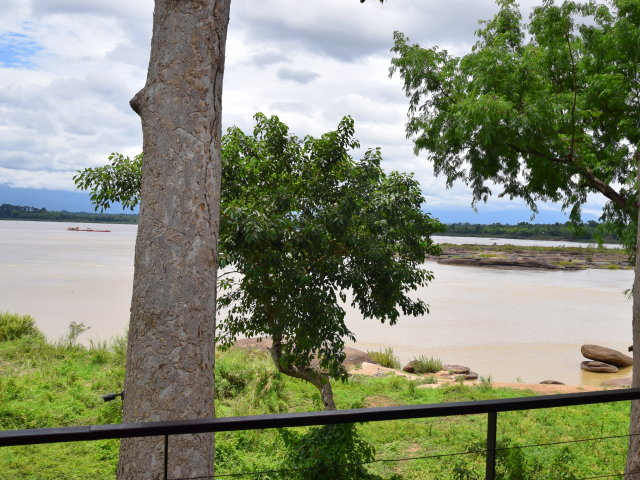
[0,0,614,221]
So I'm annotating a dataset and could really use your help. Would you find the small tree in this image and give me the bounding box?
[217,113,442,409]
[389,0,639,468]
[76,114,443,410]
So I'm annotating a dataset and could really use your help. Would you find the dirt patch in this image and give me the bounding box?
[364,395,397,408]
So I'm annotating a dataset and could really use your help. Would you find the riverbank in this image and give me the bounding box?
[0,326,631,479]
[431,243,631,270]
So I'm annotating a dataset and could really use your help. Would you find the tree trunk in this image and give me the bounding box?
[627,151,640,474]
[117,1,230,479]
[269,336,337,411]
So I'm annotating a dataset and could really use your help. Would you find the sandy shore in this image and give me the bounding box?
[349,362,608,394]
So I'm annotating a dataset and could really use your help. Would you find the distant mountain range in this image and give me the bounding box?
[0,185,137,214]
[0,184,599,224]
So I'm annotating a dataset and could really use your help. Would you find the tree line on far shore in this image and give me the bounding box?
[0,203,138,224]
[0,202,620,243]
[440,221,620,243]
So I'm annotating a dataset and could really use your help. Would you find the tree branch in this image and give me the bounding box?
[506,142,630,210]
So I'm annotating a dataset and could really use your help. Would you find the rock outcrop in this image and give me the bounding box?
[580,360,619,373]
[581,344,633,368]
[444,364,471,374]
[402,361,416,373]
[233,337,373,371]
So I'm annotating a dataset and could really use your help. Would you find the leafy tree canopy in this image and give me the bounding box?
[75,113,443,409]
[390,0,639,252]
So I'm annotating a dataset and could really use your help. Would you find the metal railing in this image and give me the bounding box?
[1,388,639,479]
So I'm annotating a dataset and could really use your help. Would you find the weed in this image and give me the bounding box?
[0,312,43,342]
[367,348,400,370]
[479,375,493,389]
[410,355,443,374]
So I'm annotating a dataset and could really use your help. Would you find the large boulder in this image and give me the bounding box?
[233,337,373,371]
[580,360,619,373]
[402,361,416,373]
[581,344,633,367]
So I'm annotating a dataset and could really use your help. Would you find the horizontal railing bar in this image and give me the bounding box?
[1,388,638,447]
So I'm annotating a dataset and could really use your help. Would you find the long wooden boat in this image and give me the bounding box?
[66,226,111,232]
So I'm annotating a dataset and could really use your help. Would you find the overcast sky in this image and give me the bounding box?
[0,0,606,219]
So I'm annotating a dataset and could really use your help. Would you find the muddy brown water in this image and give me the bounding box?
[0,220,633,386]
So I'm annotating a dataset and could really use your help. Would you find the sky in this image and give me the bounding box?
[0,0,607,221]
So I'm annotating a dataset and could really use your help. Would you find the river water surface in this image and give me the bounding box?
[0,220,633,386]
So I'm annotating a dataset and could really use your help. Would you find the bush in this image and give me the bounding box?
[411,355,443,374]
[215,348,287,412]
[282,423,380,480]
[0,312,43,342]
[367,348,400,369]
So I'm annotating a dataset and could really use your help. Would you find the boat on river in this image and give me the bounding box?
[66,226,111,233]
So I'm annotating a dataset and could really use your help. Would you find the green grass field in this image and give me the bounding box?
[0,314,632,479]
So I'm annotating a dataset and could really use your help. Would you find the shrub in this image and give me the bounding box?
[282,423,380,480]
[0,312,43,342]
[367,347,400,370]
[411,355,443,374]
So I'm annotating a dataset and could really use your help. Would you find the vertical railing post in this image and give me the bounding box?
[164,434,169,480]
[485,411,497,480]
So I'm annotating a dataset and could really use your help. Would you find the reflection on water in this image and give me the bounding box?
[0,220,633,385]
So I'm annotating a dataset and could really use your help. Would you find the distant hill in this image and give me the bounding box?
[0,185,137,214]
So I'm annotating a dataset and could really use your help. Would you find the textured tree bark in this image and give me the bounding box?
[117,1,230,479]
[269,336,337,411]
[627,151,640,474]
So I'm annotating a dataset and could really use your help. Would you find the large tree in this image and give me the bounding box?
[390,0,639,470]
[76,114,443,412]
[121,1,384,478]
[117,1,230,479]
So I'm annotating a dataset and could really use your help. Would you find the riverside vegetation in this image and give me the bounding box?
[0,312,632,479]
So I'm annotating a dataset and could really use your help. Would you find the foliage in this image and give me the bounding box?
[216,113,443,387]
[0,203,138,224]
[0,342,632,479]
[75,114,444,407]
[215,348,288,413]
[283,423,379,480]
[390,0,639,254]
[411,355,443,374]
[367,348,401,370]
[73,153,142,212]
[59,321,90,348]
[441,220,619,243]
[452,439,578,480]
[0,312,43,342]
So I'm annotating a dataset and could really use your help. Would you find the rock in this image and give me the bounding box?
[444,364,470,375]
[402,361,416,373]
[580,360,619,373]
[342,347,375,370]
[600,377,632,387]
[464,371,478,380]
[540,380,565,385]
[581,344,633,367]
[233,337,373,371]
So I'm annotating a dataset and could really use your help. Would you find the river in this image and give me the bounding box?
[0,220,633,386]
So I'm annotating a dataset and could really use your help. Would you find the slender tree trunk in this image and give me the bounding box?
[117,1,231,479]
[269,336,337,410]
[627,151,640,475]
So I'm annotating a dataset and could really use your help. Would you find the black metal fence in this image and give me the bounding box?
[1,388,640,480]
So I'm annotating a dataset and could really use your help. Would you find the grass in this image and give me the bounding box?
[0,314,633,479]
[367,348,401,370]
[410,355,443,374]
